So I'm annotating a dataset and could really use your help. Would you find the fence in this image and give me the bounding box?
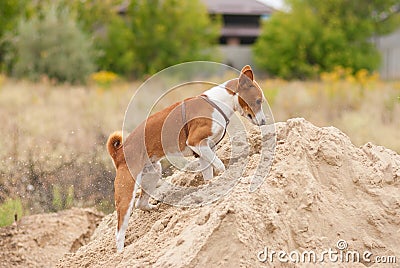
[375,28,400,80]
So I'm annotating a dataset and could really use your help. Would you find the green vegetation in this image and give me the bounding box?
[0,0,28,72]
[52,185,63,211]
[52,184,74,211]
[61,0,135,76]
[127,0,220,76]
[11,5,95,83]
[254,0,400,79]
[0,0,220,82]
[2,0,399,81]
[0,0,27,37]
[95,17,135,76]
[0,198,23,227]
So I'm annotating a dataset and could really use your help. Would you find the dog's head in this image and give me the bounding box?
[235,65,267,126]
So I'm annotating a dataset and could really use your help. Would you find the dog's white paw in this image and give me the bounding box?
[141,203,158,211]
[116,231,125,252]
[201,166,214,181]
[136,199,158,211]
[214,162,225,175]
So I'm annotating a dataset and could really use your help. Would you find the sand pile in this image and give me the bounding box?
[54,118,400,267]
[0,208,103,267]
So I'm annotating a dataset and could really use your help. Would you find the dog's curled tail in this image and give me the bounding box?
[107,131,123,160]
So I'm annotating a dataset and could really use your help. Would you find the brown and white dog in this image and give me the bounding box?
[107,65,266,252]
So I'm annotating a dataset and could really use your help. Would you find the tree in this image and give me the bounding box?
[2,0,220,78]
[49,0,132,75]
[95,16,135,76]
[2,0,131,76]
[11,5,95,83]
[0,0,28,72]
[254,0,400,79]
[60,0,125,33]
[128,0,220,76]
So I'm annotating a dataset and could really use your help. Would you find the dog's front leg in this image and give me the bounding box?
[188,142,225,175]
[199,157,213,180]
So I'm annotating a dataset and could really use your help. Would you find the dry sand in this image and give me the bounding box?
[1,118,399,267]
[0,208,103,267]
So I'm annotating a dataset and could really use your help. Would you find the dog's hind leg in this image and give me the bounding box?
[135,162,161,211]
[115,171,142,252]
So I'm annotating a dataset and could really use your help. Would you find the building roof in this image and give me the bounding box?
[201,0,275,15]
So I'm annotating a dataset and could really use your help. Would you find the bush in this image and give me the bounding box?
[253,0,399,79]
[10,5,95,83]
[0,198,23,227]
[54,0,134,76]
[95,17,135,76]
[254,8,324,79]
[0,0,29,72]
[128,0,220,77]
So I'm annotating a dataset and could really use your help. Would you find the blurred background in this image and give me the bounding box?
[0,0,399,226]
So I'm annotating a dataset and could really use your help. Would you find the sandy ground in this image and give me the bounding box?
[0,208,103,268]
[1,118,399,267]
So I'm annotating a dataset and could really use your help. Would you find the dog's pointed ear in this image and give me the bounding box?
[240,65,254,81]
[239,65,254,87]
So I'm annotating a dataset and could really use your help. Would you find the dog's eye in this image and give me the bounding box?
[256,99,262,105]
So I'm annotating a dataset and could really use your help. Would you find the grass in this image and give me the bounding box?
[0,74,398,225]
[0,78,135,217]
[0,198,23,227]
[259,77,400,152]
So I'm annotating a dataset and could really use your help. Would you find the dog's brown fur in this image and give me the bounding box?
[107,98,215,235]
[107,65,265,251]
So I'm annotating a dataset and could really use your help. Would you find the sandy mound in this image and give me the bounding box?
[55,118,400,267]
[0,208,103,268]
